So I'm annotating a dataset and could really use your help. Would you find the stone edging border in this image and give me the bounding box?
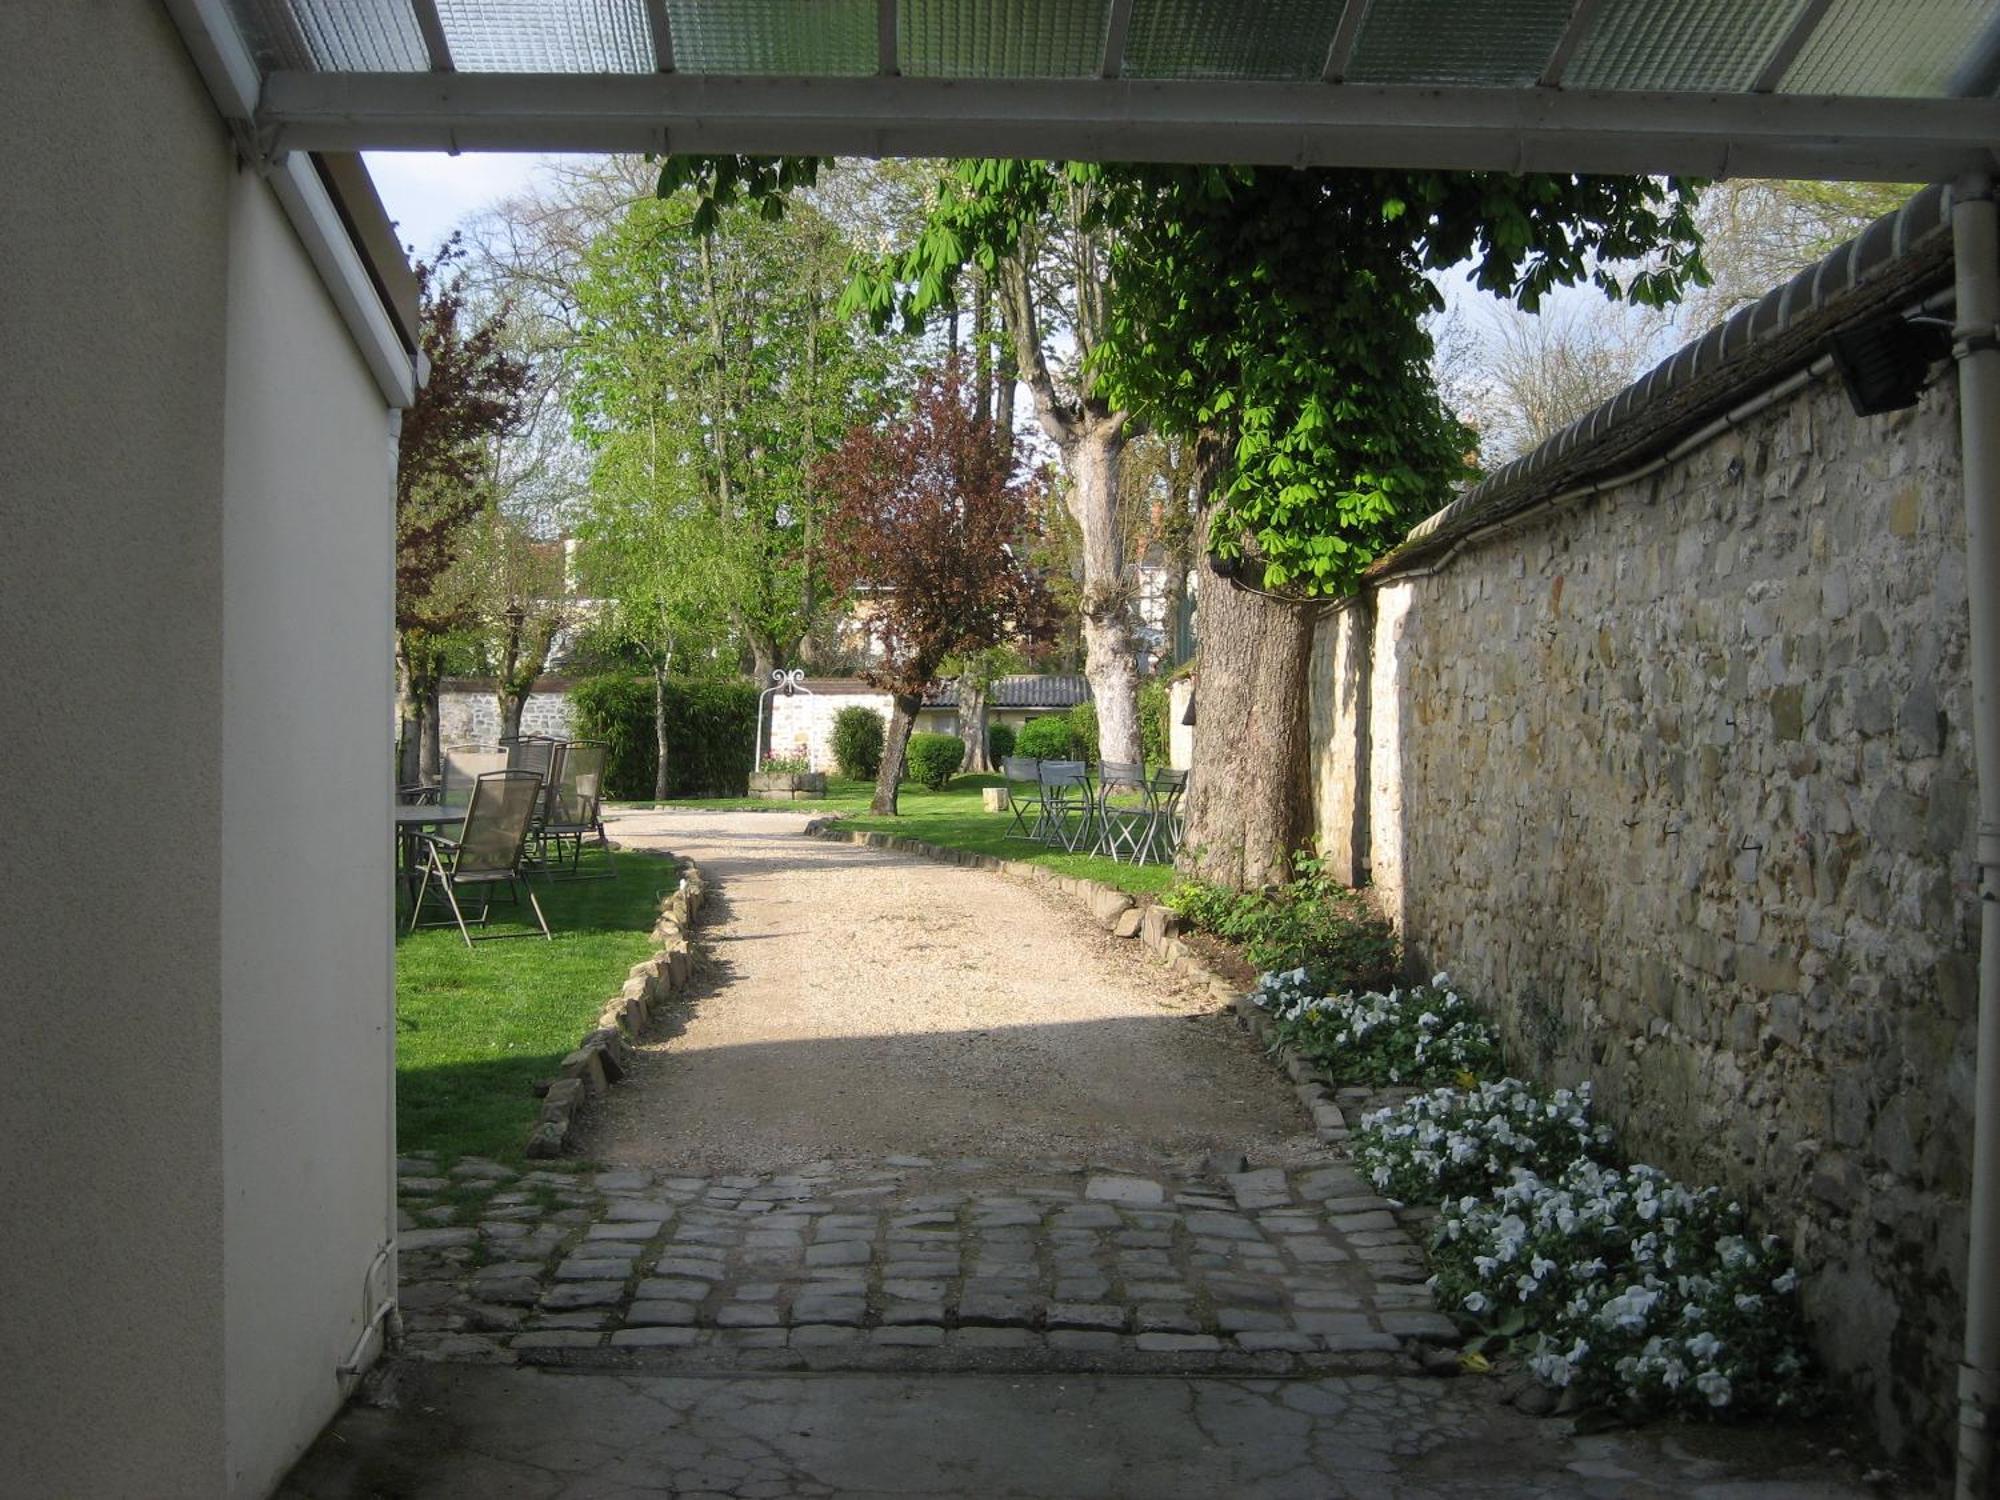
[526,856,711,1159]
[800,818,1349,1148]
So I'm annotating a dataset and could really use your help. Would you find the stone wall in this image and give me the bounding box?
[437,679,575,746]
[768,688,958,771]
[1309,370,1976,1464]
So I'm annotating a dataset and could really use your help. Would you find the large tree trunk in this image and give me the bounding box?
[872,691,922,815]
[498,692,526,743]
[395,646,422,787]
[957,675,990,773]
[1179,549,1317,892]
[1066,419,1142,767]
[417,678,442,784]
[652,662,672,802]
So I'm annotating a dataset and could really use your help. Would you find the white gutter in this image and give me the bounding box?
[1953,170,2000,1500]
[162,0,417,410]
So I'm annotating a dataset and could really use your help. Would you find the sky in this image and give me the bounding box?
[364,151,561,258]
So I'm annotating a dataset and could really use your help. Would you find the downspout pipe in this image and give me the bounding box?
[1955,171,2000,1500]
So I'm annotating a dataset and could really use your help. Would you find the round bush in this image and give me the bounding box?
[1015,715,1073,760]
[987,723,1017,765]
[831,704,886,780]
[1066,702,1099,765]
[905,732,965,790]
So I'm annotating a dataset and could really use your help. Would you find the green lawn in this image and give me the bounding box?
[395,848,679,1162]
[636,775,1179,896]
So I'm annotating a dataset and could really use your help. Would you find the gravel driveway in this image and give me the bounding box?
[582,809,1310,1172]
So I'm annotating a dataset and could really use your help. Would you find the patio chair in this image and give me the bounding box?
[1037,760,1095,852]
[407,770,552,947]
[501,734,560,784]
[440,742,506,808]
[536,739,616,880]
[1001,756,1044,840]
[1093,760,1152,861]
[1142,768,1189,864]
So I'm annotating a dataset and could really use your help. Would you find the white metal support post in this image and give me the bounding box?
[1954,171,2000,1500]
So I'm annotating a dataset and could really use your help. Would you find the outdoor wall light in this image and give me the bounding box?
[1206,552,1241,580]
[1827,315,1952,416]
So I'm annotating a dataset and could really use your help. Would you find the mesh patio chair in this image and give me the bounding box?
[1142,768,1189,864]
[440,742,507,808]
[536,739,616,880]
[1093,760,1152,861]
[1037,760,1095,852]
[501,734,560,782]
[408,770,552,947]
[1001,756,1044,840]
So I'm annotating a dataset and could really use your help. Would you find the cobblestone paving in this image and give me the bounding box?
[395,1152,1458,1373]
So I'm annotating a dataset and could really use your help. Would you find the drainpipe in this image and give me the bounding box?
[1955,171,2000,1500]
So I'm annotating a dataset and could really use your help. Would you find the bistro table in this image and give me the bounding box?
[395,803,462,904]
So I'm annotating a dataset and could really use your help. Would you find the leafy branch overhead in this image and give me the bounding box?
[660,154,1706,599]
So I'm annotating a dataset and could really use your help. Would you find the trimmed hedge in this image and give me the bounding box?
[987,723,1016,765]
[1139,679,1169,769]
[832,704,887,780]
[905,732,966,790]
[1015,715,1074,761]
[568,673,760,798]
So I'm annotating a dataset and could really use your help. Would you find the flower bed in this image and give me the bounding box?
[1355,1077,1613,1204]
[1250,968,1498,1086]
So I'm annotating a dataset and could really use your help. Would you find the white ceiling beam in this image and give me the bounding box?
[1752,0,1833,94]
[410,0,456,72]
[1537,0,1602,89]
[257,72,2000,182]
[1101,0,1134,81]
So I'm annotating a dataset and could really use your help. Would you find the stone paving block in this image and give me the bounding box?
[1050,1204,1121,1230]
[884,1279,949,1300]
[624,1300,698,1327]
[511,1330,603,1350]
[954,1326,1035,1349]
[1381,1310,1460,1343]
[790,1324,862,1347]
[585,1221,661,1242]
[1135,1333,1221,1354]
[1330,1211,1398,1233]
[1127,1281,1191,1301]
[1296,1311,1377,1338]
[1084,1175,1165,1206]
[1054,1276,1110,1301]
[1136,1305,1201,1334]
[1320,1331,1402,1353]
[1234,1331,1317,1353]
[540,1281,625,1310]
[1184,1211,1263,1241]
[792,1295,866,1326]
[652,1257,726,1280]
[400,1227,479,1251]
[716,1304,783,1328]
[1047,1303,1126,1332]
[806,1240,871,1267]
[957,1291,1040,1327]
[637,1278,713,1302]
[1292,1289,1365,1310]
[882,1300,946,1325]
[1048,1331,1120,1353]
[609,1326,697,1348]
[873,1325,946,1347]
[716,1328,787,1348]
[554,1258,631,1281]
[1286,1239,1351,1264]
[604,1201,674,1223]
[1216,1308,1289,1333]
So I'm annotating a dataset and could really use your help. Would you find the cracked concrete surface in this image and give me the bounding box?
[281,1366,1872,1499]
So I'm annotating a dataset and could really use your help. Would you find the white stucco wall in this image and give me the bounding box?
[219,170,397,1496]
[1,7,232,1494]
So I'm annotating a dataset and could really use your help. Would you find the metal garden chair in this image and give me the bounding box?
[1093,760,1152,861]
[440,742,506,808]
[1142,768,1189,864]
[536,739,616,880]
[407,770,552,947]
[1001,755,1044,840]
[1037,760,1095,852]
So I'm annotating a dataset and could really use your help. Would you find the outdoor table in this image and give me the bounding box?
[394,804,462,903]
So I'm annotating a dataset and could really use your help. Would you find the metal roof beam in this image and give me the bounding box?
[1321,0,1371,83]
[410,0,455,73]
[877,0,898,76]
[257,73,2000,182]
[642,0,675,73]
[1101,0,1134,81]
[1537,0,1601,89]
[1752,0,1832,94]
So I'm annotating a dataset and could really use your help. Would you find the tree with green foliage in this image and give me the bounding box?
[831,703,887,780]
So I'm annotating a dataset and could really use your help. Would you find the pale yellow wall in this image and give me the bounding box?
[218,171,396,1498]
[0,5,232,1493]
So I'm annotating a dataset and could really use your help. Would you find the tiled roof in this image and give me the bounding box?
[924,675,1093,710]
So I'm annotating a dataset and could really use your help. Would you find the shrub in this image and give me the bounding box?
[1355,1079,1614,1204]
[1065,701,1099,765]
[831,704,886,780]
[568,673,759,798]
[1016,715,1074,761]
[1258,971,1499,1086]
[987,723,1016,765]
[759,753,810,774]
[1170,851,1399,992]
[905,732,965,790]
[1429,1160,1814,1419]
[1138,679,1169,768]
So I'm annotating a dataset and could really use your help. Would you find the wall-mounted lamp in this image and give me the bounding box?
[1206,552,1241,580]
[1827,316,1952,416]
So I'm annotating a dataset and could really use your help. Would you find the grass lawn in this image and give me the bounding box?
[395,848,680,1163]
[634,775,1179,897]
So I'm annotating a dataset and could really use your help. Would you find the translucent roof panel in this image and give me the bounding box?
[1124,0,1338,81]
[901,0,1111,78]
[1563,0,1811,94]
[1780,0,1995,97]
[665,0,877,74]
[432,0,656,73]
[228,0,427,72]
[1346,0,1577,87]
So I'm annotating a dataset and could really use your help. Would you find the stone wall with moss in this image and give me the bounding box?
[1309,369,1975,1465]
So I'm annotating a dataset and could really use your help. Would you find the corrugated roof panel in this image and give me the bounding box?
[1779,0,1991,97]
[228,0,428,71]
[901,0,1111,77]
[432,0,655,72]
[1564,0,1810,93]
[1347,0,1578,88]
[665,0,877,75]
[1124,0,1336,81]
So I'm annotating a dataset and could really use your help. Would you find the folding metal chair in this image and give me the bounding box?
[1094,760,1152,861]
[441,742,506,809]
[1001,756,1044,840]
[408,770,552,947]
[1037,760,1095,852]
[1142,768,1189,863]
[536,740,616,880]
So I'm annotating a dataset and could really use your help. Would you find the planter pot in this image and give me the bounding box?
[748,771,827,801]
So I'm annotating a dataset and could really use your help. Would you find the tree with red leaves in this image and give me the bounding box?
[820,361,1052,815]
